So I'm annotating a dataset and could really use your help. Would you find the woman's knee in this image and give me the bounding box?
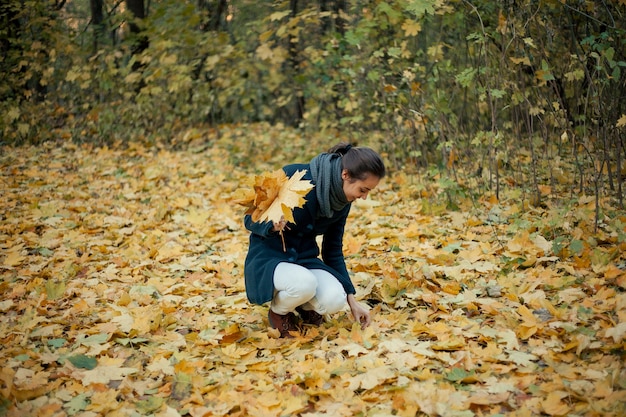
[317,289,347,314]
[274,263,318,298]
[308,269,347,314]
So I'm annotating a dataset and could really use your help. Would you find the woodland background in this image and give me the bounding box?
[1,0,626,416]
[2,0,626,210]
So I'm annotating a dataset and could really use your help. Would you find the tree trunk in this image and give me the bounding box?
[126,0,145,20]
[319,0,346,34]
[90,0,104,54]
[125,0,148,55]
[289,0,304,124]
[198,0,227,32]
[124,0,148,86]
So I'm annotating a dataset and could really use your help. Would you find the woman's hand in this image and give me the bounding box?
[272,216,287,233]
[347,294,371,329]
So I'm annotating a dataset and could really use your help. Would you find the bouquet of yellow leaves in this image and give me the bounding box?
[234,169,314,250]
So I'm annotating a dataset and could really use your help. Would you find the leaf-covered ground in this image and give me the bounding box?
[1,127,625,417]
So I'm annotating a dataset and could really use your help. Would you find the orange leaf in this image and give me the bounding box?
[237,169,313,224]
[541,391,571,415]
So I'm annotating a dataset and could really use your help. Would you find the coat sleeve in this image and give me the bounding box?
[244,215,275,238]
[321,211,356,295]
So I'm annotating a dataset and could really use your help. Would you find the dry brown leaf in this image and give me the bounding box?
[235,169,313,224]
[2,131,626,417]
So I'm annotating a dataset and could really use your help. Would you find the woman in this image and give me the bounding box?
[243,142,386,337]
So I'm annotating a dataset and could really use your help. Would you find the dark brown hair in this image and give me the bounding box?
[328,142,386,180]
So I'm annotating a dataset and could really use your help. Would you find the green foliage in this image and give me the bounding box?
[1,0,625,211]
[67,354,98,370]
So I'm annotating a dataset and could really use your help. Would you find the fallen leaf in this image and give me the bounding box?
[235,169,313,224]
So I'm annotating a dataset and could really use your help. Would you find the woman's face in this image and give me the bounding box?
[341,170,380,202]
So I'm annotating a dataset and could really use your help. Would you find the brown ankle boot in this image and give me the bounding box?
[296,306,325,326]
[268,310,300,338]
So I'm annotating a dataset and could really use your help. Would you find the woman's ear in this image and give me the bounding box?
[341,169,350,180]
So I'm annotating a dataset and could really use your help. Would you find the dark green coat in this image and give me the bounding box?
[243,163,355,305]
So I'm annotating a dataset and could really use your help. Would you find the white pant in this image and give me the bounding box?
[271,262,347,316]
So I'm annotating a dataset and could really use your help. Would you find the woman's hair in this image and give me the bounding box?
[328,142,386,180]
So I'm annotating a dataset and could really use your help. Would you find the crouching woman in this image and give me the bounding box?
[243,142,386,337]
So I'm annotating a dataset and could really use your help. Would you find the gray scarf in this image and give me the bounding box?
[309,152,349,218]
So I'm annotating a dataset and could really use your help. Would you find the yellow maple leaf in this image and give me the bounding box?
[402,19,422,36]
[541,391,571,416]
[3,244,26,267]
[76,365,138,385]
[236,169,313,224]
[256,43,274,61]
[605,322,626,343]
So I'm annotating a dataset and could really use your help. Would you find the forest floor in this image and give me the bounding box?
[1,125,625,417]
